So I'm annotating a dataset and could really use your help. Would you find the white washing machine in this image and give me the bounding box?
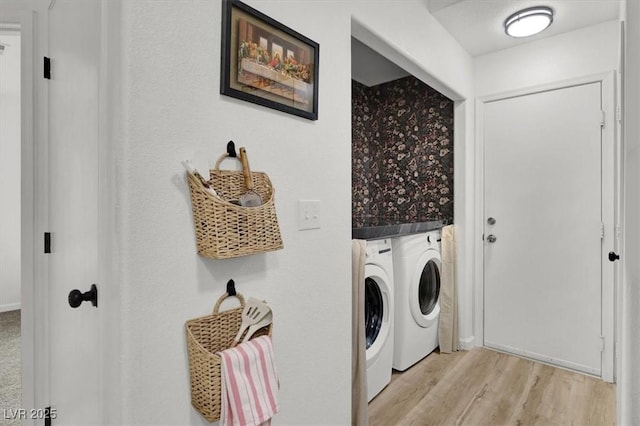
[364,238,394,401]
[391,230,442,371]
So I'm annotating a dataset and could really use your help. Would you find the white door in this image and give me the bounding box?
[47,0,101,423]
[483,82,609,377]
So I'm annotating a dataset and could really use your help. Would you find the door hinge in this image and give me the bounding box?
[617,105,622,123]
[600,110,606,128]
[600,222,605,239]
[44,57,51,79]
[44,232,51,254]
[600,335,605,352]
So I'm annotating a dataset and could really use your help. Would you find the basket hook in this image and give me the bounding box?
[227,141,237,158]
[226,279,237,296]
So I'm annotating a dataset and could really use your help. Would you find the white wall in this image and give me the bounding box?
[475,20,620,97]
[0,31,21,312]
[621,0,640,422]
[109,1,473,424]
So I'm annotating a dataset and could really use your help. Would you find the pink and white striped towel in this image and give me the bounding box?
[219,335,279,426]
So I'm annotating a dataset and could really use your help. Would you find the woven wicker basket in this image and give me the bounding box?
[185,292,272,422]
[187,153,283,259]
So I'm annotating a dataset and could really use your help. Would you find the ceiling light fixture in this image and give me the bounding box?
[504,6,553,38]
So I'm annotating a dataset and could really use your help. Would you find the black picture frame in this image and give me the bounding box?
[220,0,319,121]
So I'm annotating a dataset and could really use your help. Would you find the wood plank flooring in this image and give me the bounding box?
[368,348,615,426]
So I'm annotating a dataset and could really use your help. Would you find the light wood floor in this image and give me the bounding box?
[368,348,615,426]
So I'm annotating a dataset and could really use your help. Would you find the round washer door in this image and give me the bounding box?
[364,263,391,367]
[409,249,441,328]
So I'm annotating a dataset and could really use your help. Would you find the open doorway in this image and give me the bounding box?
[350,34,455,419]
[0,25,22,419]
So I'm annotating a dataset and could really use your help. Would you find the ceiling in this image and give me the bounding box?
[428,0,621,57]
[350,0,621,87]
[351,38,410,87]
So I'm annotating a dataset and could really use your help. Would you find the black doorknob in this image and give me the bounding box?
[608,251,620,262]
[68,284,98,308]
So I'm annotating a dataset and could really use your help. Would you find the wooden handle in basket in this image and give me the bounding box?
[212,292,245,314]
[239,147,254,191]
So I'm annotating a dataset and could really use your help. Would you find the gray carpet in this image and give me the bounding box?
[0,310,21,426]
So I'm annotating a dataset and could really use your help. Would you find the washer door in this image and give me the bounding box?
[364,264,391,367]
[409,249,441,328]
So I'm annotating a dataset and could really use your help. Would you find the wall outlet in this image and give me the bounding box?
[298,200,321,230]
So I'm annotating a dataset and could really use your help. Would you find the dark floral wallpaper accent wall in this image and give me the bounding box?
[352,76,454,228]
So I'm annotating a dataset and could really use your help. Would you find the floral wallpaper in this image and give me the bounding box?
[352,76,454,228]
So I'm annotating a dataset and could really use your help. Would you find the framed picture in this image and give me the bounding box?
[221,0,319,121]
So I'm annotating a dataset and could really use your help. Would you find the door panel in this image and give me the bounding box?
[48,0,101,423]
[484,83,603,375]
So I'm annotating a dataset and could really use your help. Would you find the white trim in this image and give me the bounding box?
[458,336,475,351]
[615,19,625,415]
[0,303,21,312]
[33,4,51,418]
[454,100,475,348]
[478,72,616,104]
[473,97,485,348]
[98,0,121,422]
[601,71,617,383]
[486,341,601,377]
[474,71,618,382]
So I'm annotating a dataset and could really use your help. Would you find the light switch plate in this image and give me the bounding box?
[298,200,321,230]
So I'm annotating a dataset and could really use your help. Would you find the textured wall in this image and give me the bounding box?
[622,0,640,422]
[117,2,352,424]
[110,1,473,424]
[475,20,619,97]
[352,76,454,228]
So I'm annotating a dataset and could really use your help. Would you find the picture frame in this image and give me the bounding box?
[220,0,319,121]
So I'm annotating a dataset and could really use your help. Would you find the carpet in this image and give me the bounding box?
[0,310,21,426]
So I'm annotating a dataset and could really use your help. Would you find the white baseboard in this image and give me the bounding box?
[485,340,601,377]
[459,336,475,350]
[0,302,21,313]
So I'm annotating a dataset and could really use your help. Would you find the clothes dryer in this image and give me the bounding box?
[364,238,395,401]
[391,230,442,371]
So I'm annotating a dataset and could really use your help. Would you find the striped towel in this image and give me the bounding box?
[219,335,279,426]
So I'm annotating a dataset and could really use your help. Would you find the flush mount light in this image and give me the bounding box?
[504,6,553,38]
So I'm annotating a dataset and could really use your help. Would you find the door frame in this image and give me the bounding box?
[474,71,618,382]
[0,5,49,422]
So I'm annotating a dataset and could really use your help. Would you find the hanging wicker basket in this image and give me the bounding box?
[187,151,283,259]
[185,292,272,422]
